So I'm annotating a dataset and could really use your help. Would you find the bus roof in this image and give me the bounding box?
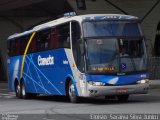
[8,14,138,40]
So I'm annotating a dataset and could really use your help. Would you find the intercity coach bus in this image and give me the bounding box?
[7,14,149,103]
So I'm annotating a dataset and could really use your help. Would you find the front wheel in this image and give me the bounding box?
[117,95,129,102]
[68,81,79,103]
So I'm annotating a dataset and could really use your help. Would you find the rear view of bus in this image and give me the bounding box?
[70,14,149,102]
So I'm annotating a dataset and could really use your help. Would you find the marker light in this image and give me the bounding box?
[137,79,149,84]
[88,81,106,86]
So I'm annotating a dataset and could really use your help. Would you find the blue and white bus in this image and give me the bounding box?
[7,14,149,103]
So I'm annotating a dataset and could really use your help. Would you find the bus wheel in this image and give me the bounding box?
[117,95,129,102]
[20,81,29,99]
[68,81,79,103]
[15,83,20,98]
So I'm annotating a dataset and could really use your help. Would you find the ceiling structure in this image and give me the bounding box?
[0,0,74,31]
[0,0,73,17]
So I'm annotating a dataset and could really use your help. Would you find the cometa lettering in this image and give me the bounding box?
[38,55,54,66]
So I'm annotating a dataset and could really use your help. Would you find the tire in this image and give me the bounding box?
[117,95,129,102]
[20,81,29,99]
[68,81,79,103]
[15,83,20,98]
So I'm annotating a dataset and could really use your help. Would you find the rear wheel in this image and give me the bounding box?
[117,95,129,102]
[20,81,29,99]
[15,83,20,98]
[68,81,79,103]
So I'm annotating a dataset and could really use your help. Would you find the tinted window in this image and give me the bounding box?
[35,29,51,52]
[71,21,84,72]
[20,36,28,54]
[8,39,15,56]
[58,23,70,48]
[83,21,141,37]
[50,27,59,49]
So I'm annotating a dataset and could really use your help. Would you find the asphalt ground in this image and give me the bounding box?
[0,81,160,120]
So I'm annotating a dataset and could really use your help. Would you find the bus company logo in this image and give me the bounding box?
[63,60,69,65]
[38,55,54,66]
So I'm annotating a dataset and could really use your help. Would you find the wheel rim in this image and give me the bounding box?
[69,83,75,98]
[22,84,26,97]
[16,84,20,95]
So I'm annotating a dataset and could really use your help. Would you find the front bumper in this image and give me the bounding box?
[86,83,149,97]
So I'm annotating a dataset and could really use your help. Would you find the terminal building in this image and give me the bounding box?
[0,0,160,82]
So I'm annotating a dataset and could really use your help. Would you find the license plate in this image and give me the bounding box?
[117,89,127,93]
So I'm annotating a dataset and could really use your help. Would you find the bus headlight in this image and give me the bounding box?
[88,81,106,86]
[137,79,149,84]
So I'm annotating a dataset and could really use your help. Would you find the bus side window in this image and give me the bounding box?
[36,33,42,52]
[36,32,45,52]
[55,28,59,49]
[20,36,28,55]
[58,23,70,48]
[36,29,51,52]
[29,35,37,53]
[42,29,50,50]
[10,40,16,56]
[50,27,59,49]
[28,34,36,53]
[19,39,22,55]
[31,36,37,53]
[7,40,13,56]
[7,41,10,56]
[15,39,20,55]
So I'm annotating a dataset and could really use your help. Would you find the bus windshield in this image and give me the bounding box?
[83,21,141,37]
[85,38,147,74]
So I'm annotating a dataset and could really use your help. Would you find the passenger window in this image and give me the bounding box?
[21,36,28,54]
[15,39,20,55]
[36,29,51,52]
[50,27,59,49]
[29,35,36,53]
[58,23,70,48]
[10,40,16,56]
[7,41,10,56]
[8,40,14,56]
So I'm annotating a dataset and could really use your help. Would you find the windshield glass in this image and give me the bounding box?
[118,38,147,73]
[83,21,141,37]
[86,38,147,74]
[86,38,119,74]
